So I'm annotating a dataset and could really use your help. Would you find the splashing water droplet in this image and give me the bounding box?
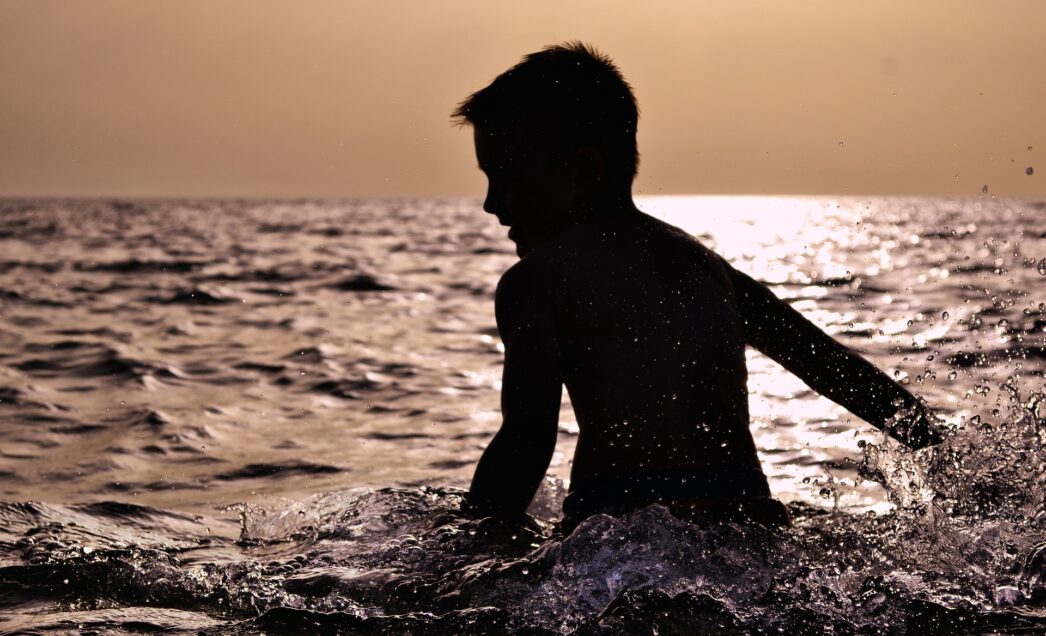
[1038,258,1046,276]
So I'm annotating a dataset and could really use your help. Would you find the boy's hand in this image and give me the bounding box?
[460,493,499,518]
[886,401,945,449]
[458,497,548,542]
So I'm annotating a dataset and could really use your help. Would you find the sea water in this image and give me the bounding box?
[0,196,1044,633]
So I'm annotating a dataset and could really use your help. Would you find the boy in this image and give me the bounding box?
[452,43,941,531]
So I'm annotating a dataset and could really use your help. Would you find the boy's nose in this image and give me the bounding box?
[483,190,499,217]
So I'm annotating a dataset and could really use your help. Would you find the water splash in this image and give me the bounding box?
[9,412,1046,636]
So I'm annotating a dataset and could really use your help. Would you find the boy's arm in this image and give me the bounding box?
[728,265,942,449]
[466,263,563,518]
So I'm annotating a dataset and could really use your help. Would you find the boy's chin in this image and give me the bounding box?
[508,231,530,256]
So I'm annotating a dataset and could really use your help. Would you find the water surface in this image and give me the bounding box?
[1,196,1045,633]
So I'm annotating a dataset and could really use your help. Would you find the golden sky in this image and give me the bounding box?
[1,1,1043,198]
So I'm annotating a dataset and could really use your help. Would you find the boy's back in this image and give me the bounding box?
[517,212,767,519]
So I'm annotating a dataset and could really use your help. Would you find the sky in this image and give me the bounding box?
[0,1,1043,198]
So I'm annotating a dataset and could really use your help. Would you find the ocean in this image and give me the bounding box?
[1,196,1045,633]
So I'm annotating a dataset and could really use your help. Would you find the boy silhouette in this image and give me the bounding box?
[452,42,941,531]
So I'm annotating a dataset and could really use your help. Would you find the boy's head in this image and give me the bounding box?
[453,42,639,255]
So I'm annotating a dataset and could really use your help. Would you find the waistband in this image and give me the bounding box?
[563,467,772,521]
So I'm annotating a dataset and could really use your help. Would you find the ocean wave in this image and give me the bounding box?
[1,197,1044,632]
[214,462,344,481]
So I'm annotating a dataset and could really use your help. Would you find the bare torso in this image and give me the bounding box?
[507,211,769,515]
[468,207,937,525]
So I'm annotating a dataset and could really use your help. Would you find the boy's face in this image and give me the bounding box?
[474,125,576,257]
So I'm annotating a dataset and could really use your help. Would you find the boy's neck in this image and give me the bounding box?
[572,190,638,223]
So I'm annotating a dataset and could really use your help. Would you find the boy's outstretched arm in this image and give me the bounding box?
[729,266,942,449]
[466,264,563,518]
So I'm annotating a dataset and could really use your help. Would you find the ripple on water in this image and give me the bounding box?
[3,389,1044,633]
[6,478,1046,634]
[1,198,1044,632]
[213,461,345,481]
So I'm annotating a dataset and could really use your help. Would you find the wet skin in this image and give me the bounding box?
[467,127,941,522]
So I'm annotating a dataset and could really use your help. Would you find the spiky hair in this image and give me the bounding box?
[452,42,640,185]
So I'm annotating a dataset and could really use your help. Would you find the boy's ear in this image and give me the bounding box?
[570,146,605,196]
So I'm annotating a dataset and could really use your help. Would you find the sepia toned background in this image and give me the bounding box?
[3,4,1046,630]
[0,0,1043,199]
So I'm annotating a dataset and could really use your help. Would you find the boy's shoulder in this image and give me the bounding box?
[499,212,733,291]
[497,214,738,326]
[533,213,729,278]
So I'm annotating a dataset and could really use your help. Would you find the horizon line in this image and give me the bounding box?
[2,193,1042,202]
